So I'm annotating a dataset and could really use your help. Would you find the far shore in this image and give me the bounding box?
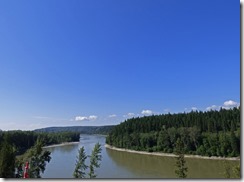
[42,134,107,149]
[105,144,240,161]
[42,141,80,149]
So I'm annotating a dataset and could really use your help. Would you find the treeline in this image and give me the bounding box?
[0,130,81,178]
[106,107,240,157]
[34,125,115,135]
[0,130,80,155]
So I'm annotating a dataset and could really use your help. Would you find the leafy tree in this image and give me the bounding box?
[174,138,188,178]
[73,146,88,178]
[88,143,102,178]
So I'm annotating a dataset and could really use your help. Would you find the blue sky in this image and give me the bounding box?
[0,0,240,130]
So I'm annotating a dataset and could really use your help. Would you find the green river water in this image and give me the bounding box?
[42,135,240,179]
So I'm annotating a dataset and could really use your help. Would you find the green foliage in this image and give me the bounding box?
[35,125,115,135]
[73,143,102,178]
[24,138,51,178]
[73,146,88,178]
[15,159,24,178]
[0,130,80,178]
[106,107,240,157]
[174,138,188,178]
[0,136,15,178]
[89,143,102,178]
[0,130,80,156]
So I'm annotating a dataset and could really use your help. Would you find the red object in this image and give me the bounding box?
[23,161,29,178]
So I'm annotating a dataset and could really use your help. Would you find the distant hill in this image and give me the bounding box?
[34,125,115,135]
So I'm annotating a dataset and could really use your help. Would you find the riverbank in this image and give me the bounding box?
[43,141,80,149]
[105,144,240,161]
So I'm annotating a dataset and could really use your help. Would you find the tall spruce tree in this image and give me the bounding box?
[174,138,188,178]
[26,138,51,178]
[73,146,88,178]
[0,136,15,178]
[88,143,102,178]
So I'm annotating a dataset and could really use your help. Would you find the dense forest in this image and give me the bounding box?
[0,130,80,156]
[0,130,81,178]
[34,125,115,135]
[0,125,115,178]
[106,107,240,157]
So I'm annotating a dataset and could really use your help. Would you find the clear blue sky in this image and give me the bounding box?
[0,0,240,130]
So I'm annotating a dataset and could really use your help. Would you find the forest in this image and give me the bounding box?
[0,130,81,178]
[34,125,115,135]
[0,130,80,156]
[0,124,116,178]
[106,107,240,157]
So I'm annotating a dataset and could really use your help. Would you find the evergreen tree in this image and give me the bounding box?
[230,130,239,156]
[174,138,188,178]
[73,146,88,178]
[0,136,15,178]
[15,159,24,178]
[106,107,240,157]
[88,143,102,178]
[25,138,51,178]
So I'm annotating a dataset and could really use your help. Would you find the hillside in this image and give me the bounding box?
[34,125,115,135]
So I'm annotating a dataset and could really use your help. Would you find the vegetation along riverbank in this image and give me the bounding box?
[106,107,240,158]
[105,144,240,161]
[42,141,80,149]
[0,130,80,178]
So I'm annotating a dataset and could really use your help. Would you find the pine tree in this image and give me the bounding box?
[174,138,188,178]
[230,130,239,156]
[0,136,15,178]
[88,143,102,178]
[73,146,88,178]
[26,138,51,178]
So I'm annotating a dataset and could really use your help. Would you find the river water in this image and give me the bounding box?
[42,135,239,179]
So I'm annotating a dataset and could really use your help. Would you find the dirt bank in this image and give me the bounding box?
[105,144,240,161]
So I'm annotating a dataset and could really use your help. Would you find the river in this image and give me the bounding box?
[42,135,239,178]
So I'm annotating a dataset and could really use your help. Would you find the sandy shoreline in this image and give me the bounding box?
[42,141,80,149]
[105,144,240,161]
